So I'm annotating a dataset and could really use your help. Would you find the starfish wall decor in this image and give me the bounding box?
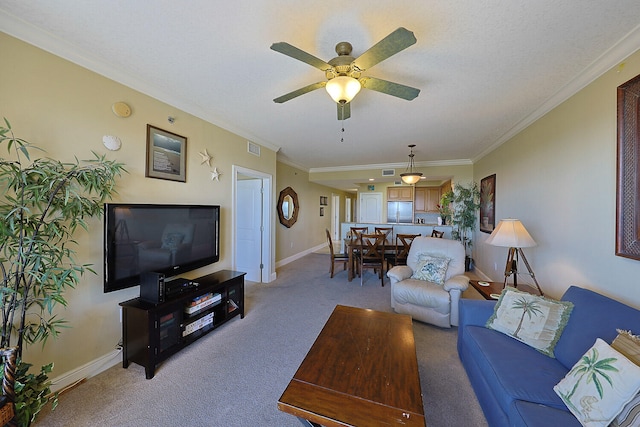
[199,149,212,166]
[210,167,221,181]
[198,148,222,181]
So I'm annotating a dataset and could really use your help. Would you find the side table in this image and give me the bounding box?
[469,280,504,300]
[469,280,541,300]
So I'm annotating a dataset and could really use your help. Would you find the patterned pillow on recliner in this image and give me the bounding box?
[411,253,450,285]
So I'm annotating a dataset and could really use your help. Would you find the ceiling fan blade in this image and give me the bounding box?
[270,42,332,71]
[337,102,351,120]
[273,81,327,103]
[360,77,420,101]
[352,27,417,71]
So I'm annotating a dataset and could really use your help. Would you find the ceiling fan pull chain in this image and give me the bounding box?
[340,107,345,143]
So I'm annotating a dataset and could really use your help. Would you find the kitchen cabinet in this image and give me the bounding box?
[387,187,413,201]
[415,187,441,212]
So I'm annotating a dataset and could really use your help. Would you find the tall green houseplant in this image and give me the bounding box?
[0,119,125,426]
[450,182,481,267]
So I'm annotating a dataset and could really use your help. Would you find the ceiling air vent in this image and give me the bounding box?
[382,169,395,177]
[247,141,260,157]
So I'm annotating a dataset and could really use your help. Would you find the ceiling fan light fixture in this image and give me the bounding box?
[326,76,361,104]
[400,144,423,185]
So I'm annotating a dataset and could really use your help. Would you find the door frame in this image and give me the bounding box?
[331,194,341,240]
[232,165,273,283]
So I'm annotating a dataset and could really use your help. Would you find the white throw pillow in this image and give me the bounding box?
[553,338,640,427]
[486,287,573,357]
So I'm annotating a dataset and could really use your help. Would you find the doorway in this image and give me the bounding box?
[233,166,272,283]
[359,192,383,223]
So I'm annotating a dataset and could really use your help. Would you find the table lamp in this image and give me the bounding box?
[485,219,543,295]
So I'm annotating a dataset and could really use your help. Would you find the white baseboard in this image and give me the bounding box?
[471,266,492,281]
[275,242,327,269]
[49,348,122,393]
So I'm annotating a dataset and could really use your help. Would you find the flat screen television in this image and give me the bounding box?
[104,203,220,293]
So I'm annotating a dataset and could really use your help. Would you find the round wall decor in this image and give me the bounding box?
[111,102,131,118]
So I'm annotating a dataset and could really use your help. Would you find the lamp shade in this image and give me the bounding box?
[400,173,422,184]
[325,76,362,104]
[485,219,536,248]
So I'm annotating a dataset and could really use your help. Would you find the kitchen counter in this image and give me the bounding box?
[339,222,452,251]
[341,222,452,229]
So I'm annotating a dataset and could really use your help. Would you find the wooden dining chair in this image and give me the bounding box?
[375,227,394,270]
[387,233,421,271]
[325,229,349,278]
[355,233,386,287]
[348,227,369,276]
[431,229,445,238]
[376,227,393,270]
[374,227,393,242]
[349,226,368,241]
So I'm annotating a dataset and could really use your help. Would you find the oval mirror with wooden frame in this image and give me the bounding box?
[278,186,299,228]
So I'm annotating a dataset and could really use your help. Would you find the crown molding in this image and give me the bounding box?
[276,154,310,172]
[0,10,282,154]
[473,22,640,163]
[309,158,472,174]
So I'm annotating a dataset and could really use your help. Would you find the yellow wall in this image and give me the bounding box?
[276,162,352,262]
[473,48,640,308]
[0,33,277,375]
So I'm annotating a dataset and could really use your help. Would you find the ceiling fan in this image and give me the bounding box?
[270,27,420,120]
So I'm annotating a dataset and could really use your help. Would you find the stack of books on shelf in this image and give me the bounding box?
[184,292,221,314]
[182,312,214,337]
[228,299,239,313]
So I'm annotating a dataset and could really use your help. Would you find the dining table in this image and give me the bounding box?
[343,238,401,282]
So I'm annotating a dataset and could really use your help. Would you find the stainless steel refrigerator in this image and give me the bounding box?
[387,201,413,223]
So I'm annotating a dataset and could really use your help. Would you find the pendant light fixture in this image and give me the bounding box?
[400,144,423,184]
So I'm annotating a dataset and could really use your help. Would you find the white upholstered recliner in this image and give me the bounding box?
[387,236,469,328]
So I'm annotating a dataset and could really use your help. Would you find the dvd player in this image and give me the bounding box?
[165,277,199,297]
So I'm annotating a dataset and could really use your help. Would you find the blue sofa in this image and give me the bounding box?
[457,286,640,426]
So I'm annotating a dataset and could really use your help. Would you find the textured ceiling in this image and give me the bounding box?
[1,1,640,181]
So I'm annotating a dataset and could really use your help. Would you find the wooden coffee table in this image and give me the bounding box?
[278,305,425,427]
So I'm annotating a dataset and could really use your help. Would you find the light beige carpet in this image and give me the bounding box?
[34,253,487,426]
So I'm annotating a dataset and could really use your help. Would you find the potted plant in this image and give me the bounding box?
[437,191,454,225]
[0,119,125,426]
[450,182,481,271]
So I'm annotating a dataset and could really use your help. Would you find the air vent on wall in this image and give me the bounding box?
[247,141,260,157]
[394,180,403,185]
[382,169,395,177]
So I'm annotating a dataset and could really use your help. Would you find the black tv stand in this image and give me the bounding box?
[120,270,245,379]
